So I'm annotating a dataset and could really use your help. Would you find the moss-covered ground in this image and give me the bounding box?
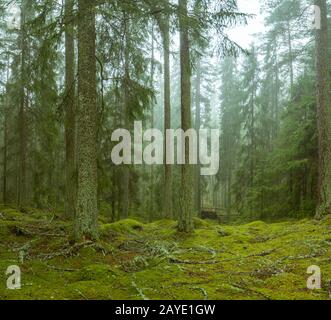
[0,205,330,300]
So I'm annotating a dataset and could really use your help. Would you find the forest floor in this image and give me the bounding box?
[0,205,331,300]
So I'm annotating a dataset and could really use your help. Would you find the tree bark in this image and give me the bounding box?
[17,0,29,208]
[64,0,76,219]
[162,12,173,220]
[178,0,194,232]
[315,0,331,218]
[121,15,130,219]
[2,55,10,204]
[75,0,98,240]
[195,58,201,217]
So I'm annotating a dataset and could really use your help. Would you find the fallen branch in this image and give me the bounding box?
[45,263,79,272]
[132,280,149,300]
[231,282,272,301]
[169,249,277,265]
[193,287,208,300]
[36,241,94,260]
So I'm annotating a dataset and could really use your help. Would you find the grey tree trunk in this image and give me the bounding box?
[149,23,155,221]
[178,0,194,232]
[3,98,7,204]
[161,12,173,219]
[64,0,76,219]
[121,16,130,219]
[17,1,29,208]
[194,58,201,216]
[315,0,331,218]
[75,0,98,240]
[3,55,10,204]
[286,21,294,95]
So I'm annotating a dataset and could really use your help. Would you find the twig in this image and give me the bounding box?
[132,278,149,300]
[75,289,89,300]
[45,263,79,272]
[169,249,277,265]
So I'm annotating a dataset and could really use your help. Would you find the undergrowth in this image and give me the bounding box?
[0,205,330,300]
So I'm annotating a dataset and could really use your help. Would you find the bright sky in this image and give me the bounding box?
[228,0,265,49]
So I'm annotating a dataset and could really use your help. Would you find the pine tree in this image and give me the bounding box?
[75,0,98,240]
[178,0,194,232]
[64,0,76,219]
[315,0,331,218]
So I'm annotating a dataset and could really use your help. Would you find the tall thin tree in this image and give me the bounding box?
[159,3,173,219]
[64,0,76,219]
[178,0,194,232]
[75,0,98,240]
[315,0,331,218]
[17,0,29,208]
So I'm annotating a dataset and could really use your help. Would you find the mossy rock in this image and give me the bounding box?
[217,228,231,237]
[193,218,212,229]
[100,219,144,235]
[149,219,177,229]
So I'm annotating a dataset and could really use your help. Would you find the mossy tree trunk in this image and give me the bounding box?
[75,0,98,240]
[64,0,76,219]
[178,0,194,232]
[315,0,331,218]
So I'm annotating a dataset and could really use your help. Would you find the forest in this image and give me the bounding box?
[0,0,331,301]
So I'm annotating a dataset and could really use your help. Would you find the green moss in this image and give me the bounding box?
[77,264,117,281]
[193,218,213,229]
[1,206,331,300]
[100,219,144,236]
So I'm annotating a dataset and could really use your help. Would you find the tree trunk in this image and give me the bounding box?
[315,0,331,218]
[195,58,201,217]
[17,1,29,208]
[178,0,194,232]
[286,21,294,95]
[121,15,130,219]
[158,2,173,220]
[3,98,7,204]
[75,0,98,240]
[3,55,10,205]
[149,23,155,221]
[64,0,76,219]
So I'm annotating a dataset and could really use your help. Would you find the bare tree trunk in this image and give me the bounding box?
[286,21,294,95]
[2,55,10,204]
[64,0,76,219]
[3,99,7,204]
[195,58,201,217]
[178,0,194,232]
[149,23,155,221]
[121,15,130,219]
[156,2,173,220]
[315,0,331,218]
[17,1,29,208]
[161,14,173,219]
[75,0,98,240]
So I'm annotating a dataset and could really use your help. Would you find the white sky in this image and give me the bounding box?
[228,0,265,49]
